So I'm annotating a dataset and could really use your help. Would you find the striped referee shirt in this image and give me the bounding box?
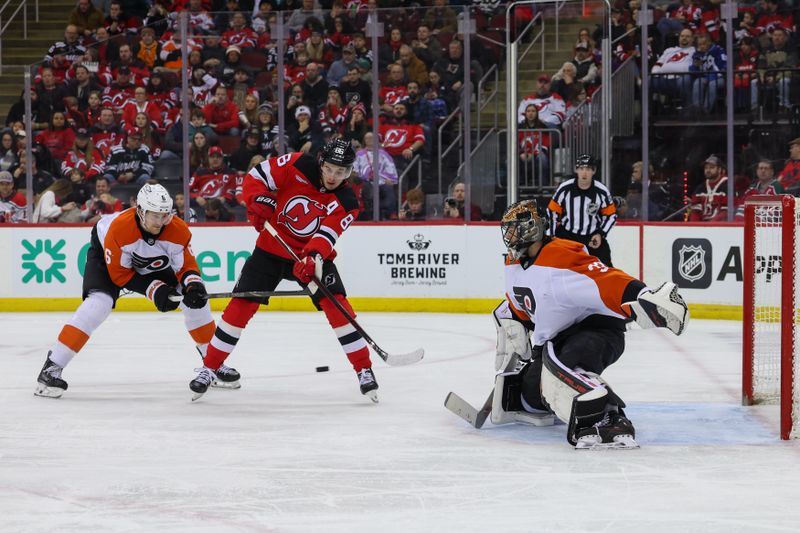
[546,178,617,237]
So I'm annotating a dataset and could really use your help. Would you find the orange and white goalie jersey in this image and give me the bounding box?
[95,208,201,289]
[504,238,636,347]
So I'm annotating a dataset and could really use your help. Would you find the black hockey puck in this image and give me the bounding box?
[316,366,329,372]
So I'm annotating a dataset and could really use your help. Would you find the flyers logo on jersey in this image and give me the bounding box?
[277,196,326,237]
[131,252,170,272]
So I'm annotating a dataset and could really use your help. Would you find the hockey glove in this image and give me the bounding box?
[151,283,181,313]
[292,252,323,285]
[247,194,277,232]
[182,282,208,309]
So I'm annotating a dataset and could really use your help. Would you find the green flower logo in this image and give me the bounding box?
[21,239,67,283]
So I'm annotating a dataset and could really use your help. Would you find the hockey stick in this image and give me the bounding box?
[169,289,309,302]
[444,390,494,429]
[264,221,424,367]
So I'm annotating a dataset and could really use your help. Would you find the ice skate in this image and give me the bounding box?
[357,368,379,403]
[34,352,68,399]
[189,367,216,401]
[211,363,241,389]
[574,410,639,450]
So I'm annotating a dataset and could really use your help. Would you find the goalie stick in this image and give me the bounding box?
[168,289,309,302]
[444,390,495,429]
[264,221,424,367]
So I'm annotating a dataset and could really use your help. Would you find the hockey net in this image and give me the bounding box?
[743,195,799,439]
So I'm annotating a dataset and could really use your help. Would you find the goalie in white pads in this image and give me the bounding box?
[492,200,689,449]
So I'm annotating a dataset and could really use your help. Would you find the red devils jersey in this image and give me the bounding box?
[379,122,425,156]
[189,165,238,202]
[242,152,360,260]
[379,85,408,107]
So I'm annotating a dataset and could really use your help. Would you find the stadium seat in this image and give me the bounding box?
[152,158,183,181]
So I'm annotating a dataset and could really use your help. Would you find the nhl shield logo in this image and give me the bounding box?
[587,202,600,216]
[678,245,705,282]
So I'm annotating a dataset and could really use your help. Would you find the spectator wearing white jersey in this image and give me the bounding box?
[516,74,566,129]
[651,28,696,108]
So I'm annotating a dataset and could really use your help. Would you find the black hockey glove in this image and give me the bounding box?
[152,283,181,313]
[182,282,208,309]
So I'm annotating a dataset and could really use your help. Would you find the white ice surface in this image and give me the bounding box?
[2,313,799,533]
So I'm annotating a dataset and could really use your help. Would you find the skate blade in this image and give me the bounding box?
[575,434,639,450]
[211,379,241,389]
[364,390,379,403]
[191,390,206,402]
[34,384,64,398]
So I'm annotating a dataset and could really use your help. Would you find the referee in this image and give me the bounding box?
[546,154,617,266]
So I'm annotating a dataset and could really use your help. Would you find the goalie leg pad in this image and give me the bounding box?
[490,366,555,426]
[626,282,689,336]
[493,301,532,371]
[540,341,607,424]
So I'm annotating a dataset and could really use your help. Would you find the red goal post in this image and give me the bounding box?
[742,194,799,440]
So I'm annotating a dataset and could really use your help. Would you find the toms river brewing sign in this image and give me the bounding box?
[376,233,460,286]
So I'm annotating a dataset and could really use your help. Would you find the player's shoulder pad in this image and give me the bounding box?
[333,184,359,212]
[160,215,192,244]
[293,153,321,181]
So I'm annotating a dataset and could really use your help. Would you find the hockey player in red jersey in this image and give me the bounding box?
[190,139,379,402]
[34,184,240,398]
[490,200,689,448]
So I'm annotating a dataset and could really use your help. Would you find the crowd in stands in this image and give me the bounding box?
[2,1,800,226]
[3,0,518,224]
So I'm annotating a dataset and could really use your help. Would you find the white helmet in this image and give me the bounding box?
[136,183,173,224]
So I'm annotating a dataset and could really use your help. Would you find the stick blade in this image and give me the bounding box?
[381,347,425,367]
[444,391,493,429]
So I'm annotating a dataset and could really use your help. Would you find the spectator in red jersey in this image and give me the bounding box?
[222,11,257,49]
[111,44,149,82]
[318,88,348,136]
[379,64,409,116]
[102,66,137,114]
[189,145,237,209]
[36,111,76,163]
[778,138,800,194]
[688,155,732,221]
[61,128,105,181]
[90,107,124,158]
[121,86,164,131]
[203,85,241,136]
[518,104,551,184]
[81,176,123,223]
[379,101,425,172]
[0,170,27,223]
[756,0,795,38]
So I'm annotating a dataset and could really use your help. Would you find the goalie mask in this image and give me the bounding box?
[136,183,173,233]
[501,200,548,259]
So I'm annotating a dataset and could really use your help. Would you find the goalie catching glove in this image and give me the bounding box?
[625,282,689,336]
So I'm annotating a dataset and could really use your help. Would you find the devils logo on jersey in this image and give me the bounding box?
[382,128,408,148]
[131,252,170,272]
[277,196,326,237]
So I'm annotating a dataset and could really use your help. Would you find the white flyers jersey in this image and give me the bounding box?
[95,208,200,288]
[504,238,636,347]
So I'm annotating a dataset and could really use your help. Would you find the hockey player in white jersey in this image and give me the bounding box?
[491,200,689,449]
